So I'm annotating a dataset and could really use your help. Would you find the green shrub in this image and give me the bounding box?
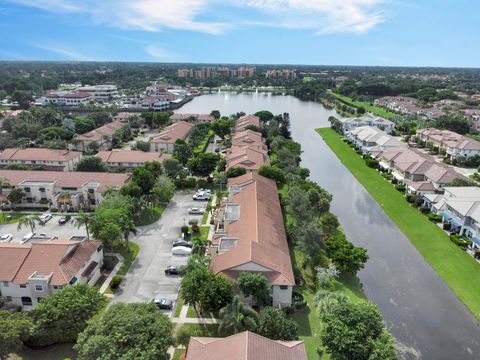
[419,205,430,214]
[111,275,123,289]
[294,300,307,310]
[395,184,406,193]
[443,223,452,230]
[103,256,116,271]
[449,235,473,249]
[181,225,189,235]
[282,306,295,316]
[427,213,442,223]
[174,177,197,189]
[188,219,198,225]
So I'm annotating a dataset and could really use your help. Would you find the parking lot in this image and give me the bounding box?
[0,214,87,244]
[111,191,209,317]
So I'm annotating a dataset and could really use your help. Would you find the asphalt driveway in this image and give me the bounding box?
[111,191,207,317]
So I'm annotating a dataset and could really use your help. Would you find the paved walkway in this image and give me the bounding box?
[172,304,219,324]
[99,253,124,295]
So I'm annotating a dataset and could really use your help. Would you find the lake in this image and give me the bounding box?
[177,91,480,360]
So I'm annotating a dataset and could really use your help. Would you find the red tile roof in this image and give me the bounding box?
[97,150,171,165]
[0,169,130,193]
[0,148,82,162]
[210,173,295,286]
[151,121,194,144]
[0,240,101,285]
[186,331,306,360]
[76,121,124,142]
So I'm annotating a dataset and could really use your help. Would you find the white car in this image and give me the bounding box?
[21,232,35,244]
[172,246,192,255]
[0,234,12,242]
[193,192,210,201]
[39,213,52,224]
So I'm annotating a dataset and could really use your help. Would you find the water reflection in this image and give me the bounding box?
[179,92,480,360]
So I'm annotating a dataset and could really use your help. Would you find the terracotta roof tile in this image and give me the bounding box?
[151,121,194,144]
[0,148,82,162]
[186,331,307,360]
[76,121,124,142]
[97,150,171,164]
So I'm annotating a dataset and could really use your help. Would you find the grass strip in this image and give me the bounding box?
[317,127,480,320]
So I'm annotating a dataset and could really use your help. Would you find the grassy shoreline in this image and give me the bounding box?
[316,127,480,320]
[329,92,397,119]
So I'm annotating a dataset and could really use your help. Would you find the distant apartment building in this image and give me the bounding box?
[374,96,421,116]
[0,239,103,310]
[0,148,82,171]
[141,96,170,111]
[76,85,118,101]
[38,91,92,107]
[209,173,295,308]
[71,121,125,152]
[265,69,297,79]
[97,150,171,170]
[0,169,130,210]
[169,113,214,123]
[150,121,194,153]
[339,114,396,134]
[416,128,480,160]
[177,66,255,79]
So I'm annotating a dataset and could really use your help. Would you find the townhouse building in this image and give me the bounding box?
[424,187,480,248]
[416,128,480,160]
[71,121,125,152]
[0,148,82,171]
[0,170,130,210]
[348,126,407,153]
[97,150,171,170]
[150,121,194,153]
[0,239,103,310]
[225,146,269,172]
[339,114,395,134]
[235,115,261,131]
[209,173,295,308]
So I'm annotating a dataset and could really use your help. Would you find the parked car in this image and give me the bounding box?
[164,265,181,275]
[39,213,52,224]
[58,215,72,225]
[188,207,205,215]
[173,239,193,248]
[0,234,13,242]
[193,191,210,201]
[172,246,192,255]
[21,232,35,244]
[152,297,173,310]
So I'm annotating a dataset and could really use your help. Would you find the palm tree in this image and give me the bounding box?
[74,211,93,240]
[17,214,41,234]
[218,295,259,335]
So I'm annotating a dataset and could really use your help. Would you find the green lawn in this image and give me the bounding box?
[135,205,165,226]
[116,242,140,276]
[176,323,221,337]
[317,127,480,320]
[329,92,397,119]
[172,349,185,360]
[193,130,214,155]
[174,294,185,318]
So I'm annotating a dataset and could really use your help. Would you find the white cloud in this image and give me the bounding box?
[9,0,227,34]
[9,0,385,35]
[242,0,385,34]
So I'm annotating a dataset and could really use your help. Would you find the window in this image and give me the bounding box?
[19,284,27,288]
[39,187,45,192]
[24,187,31,192]
[5,296,12,302]
[279,285,289,290]
[88,189,95,193]
[21,297,32,306]
[2,281,9,287]
[35,284,43,292]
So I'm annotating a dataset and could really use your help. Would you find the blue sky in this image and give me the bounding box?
[0,0,479,67]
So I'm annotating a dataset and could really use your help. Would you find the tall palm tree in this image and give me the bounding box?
[74,211,93,240]
[17,214,41,234]
[218,295,259,335]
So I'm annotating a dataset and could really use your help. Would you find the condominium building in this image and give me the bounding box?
[0,170,130,210]
[97,150,171,170]
[235,115,261,131]
[150,121,194,153]
[76,85,118,101]
[169,113,215,123]
[71,121,125,152]
[416,128,480,160]
[0,239,103,310]
[0,148,82,171]
[210,173,295,308]
[339,114,396,134]
[38,91,92,107]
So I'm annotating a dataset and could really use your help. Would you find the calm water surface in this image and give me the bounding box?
[178,92,480,360]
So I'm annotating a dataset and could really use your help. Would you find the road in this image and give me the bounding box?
[111,192,207,317]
